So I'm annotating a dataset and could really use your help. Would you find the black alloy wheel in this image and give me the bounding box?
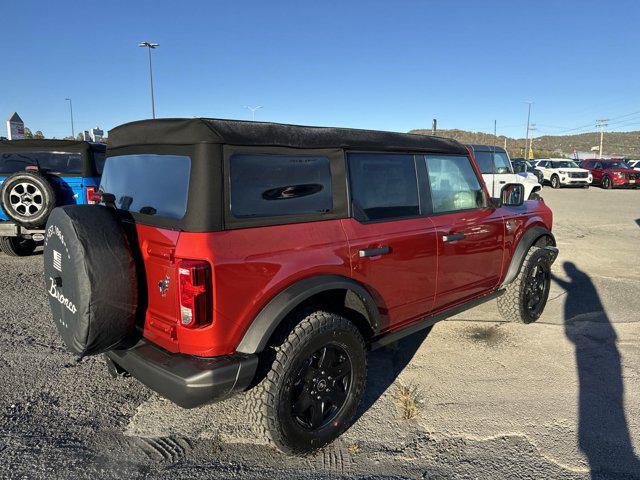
[290,344,352,431]
[523,255,551,320]
[551,175,560,189]
[601,176,612,189]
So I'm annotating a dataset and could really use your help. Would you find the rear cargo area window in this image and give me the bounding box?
[100,154,190,219]
[0,151,83,175]
[230,153,332,219]
[347,153,420,221]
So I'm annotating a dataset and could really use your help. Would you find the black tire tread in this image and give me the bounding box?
[248,310,366,454]
[0,236,36,257]
[497,246,542,323]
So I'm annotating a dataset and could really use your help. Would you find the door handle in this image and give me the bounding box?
[443,232,465,243]
[359,246,390,258]
[499,180,506,184]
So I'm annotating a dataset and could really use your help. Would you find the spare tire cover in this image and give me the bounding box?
[44,205,138,357]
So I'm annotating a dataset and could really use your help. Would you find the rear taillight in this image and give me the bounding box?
[177,260,212,328]
[85,186,102,204]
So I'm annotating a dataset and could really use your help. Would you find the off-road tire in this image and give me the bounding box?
[497,246,552,324]
[0,171,57,228]
[601,175,612,189]
[0,236,37,257]
[550,175,561,189]
[248,311,367,454]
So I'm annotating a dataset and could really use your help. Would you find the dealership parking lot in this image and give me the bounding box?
[0,187,639,479]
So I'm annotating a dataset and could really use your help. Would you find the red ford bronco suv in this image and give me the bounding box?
[43,119,558,454]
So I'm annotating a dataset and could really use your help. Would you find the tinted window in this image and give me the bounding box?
[93,151,106,174]
[551,160,579,168]
[230,153,332,219]
[473,151,494,174]
[0,151,83,174]
[426,155,486,213]
[100,154,190,219]
[348,153,419,221]
[603,161,630,169]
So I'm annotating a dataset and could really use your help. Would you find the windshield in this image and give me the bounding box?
[99,154,191,219]
[551,160,580,169]
[602,161,630,169]
[0,151,83,174]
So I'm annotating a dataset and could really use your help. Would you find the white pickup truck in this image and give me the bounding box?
[466,145,542,200]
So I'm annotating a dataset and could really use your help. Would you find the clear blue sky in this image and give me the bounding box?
[3,0,640,140]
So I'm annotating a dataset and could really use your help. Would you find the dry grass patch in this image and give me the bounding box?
[394,383,424,420]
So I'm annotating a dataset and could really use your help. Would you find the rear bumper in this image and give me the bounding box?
[0,222,45,238]
[106,340,258,408]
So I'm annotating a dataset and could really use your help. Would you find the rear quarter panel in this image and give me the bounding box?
[175,219,351,356]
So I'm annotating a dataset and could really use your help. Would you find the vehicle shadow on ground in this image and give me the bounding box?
[553,262,640,479]
[353,327,432,423]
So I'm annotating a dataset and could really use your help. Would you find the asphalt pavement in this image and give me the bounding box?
[1,187,638,479]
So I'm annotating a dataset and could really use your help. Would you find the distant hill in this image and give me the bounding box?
[409,128,640,159]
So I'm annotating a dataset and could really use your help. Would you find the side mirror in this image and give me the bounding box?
[500,183,525,207]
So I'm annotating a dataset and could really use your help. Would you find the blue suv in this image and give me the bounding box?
[0,139,105,256]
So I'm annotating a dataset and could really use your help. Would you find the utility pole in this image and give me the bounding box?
[524,101,533,160]
[65,98,75,138]
[244,106,263,121]
[493,120,497,146]
[139,42,159,118]
[432,118,437,135]
[528,124,537,159]
[597,118,608,158]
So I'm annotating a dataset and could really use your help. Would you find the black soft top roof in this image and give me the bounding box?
[108,118,467,154]
[0,139,105,153]
[466,144,507,154]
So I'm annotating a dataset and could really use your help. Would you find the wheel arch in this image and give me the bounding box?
[235,274,381,355]
[500,225,556,288]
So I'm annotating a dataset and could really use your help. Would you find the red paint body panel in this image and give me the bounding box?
[131,201,553,358]
[340,216,438,330]
[429,208,505,310]
[138,220,351,356]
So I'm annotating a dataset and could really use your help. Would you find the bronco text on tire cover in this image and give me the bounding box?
[43,205,138,358]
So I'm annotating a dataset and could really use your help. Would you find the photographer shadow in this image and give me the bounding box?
[553,262,640,479]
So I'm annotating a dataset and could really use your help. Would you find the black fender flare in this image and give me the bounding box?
[500,226,557,288]
[235,275,381,354]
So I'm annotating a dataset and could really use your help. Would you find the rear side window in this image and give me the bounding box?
[473,151,494,174]
[348,153,419,221]
[100,154,190,219]
[426,155,486,213]
[0,151,83,174]
[230,153,332,219]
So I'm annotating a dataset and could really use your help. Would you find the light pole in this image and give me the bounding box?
[244,105,262,121]
[139,41,159,118]
[65,98,75,138]
[524,101,533,160]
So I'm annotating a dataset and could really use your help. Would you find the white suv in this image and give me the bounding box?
[536,159,592,188]
[466,145,541,199]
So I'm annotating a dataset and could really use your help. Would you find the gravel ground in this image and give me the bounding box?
[0,187,639,479]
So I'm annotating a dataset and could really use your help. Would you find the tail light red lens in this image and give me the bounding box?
[177,260,212,328]
[85,186,102,204]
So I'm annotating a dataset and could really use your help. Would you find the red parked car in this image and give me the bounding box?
[43,119,558,454]
[580,159,640,189]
